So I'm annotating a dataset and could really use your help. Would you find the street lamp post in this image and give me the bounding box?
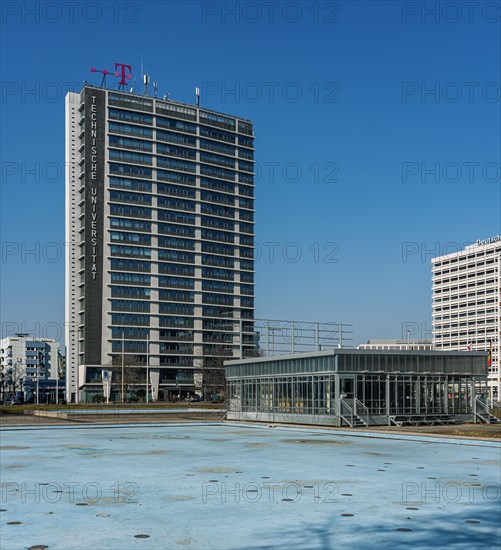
[121,332,125,403]
[202,350,205,401]
[239,318,243,359]
[36,355,40,405]
[36,350,46,406]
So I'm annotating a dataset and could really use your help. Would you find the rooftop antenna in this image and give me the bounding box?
[129,78,136,94]
[196,86,200,107]
[90,67,112,88]
[144,73,150,96]
[153,80,158,98]
[140,53,143,82]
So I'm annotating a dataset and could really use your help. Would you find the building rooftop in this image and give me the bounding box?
[225,349,488,377]
[80,83,254,125]
[361,339,432,345]
[227,348,487,364]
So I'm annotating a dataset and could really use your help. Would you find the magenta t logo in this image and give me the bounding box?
[90,64,132,89]
[115,63,132,85]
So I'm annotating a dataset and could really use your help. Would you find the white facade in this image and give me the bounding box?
[358,339,433,351]
[432,237,501,401]
[65,92,80,401]
[0,335,59,401]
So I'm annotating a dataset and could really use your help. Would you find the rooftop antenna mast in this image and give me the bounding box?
[144,73,150,96]
[196,86,200,107]
[153,81,158,98]
[90,67,113,88]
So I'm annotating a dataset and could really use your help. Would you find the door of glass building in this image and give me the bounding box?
[340,376,355,398]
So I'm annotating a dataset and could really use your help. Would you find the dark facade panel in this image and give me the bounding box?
[83,87,106,364]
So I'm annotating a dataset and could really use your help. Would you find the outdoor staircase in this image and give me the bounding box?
[475,397,501,424]
[339,398,372,428]
[475,411,501,424]
[349,415,368,427]
[389,415,462,427]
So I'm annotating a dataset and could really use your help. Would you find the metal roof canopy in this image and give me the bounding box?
[225,349,488,378]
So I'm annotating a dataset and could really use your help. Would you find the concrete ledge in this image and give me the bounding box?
[32,410,70,419]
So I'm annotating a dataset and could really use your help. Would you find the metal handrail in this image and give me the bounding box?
[483,398,501,421]
[354,399,375,426]
[339,398,354,427]
[475,396,491,423]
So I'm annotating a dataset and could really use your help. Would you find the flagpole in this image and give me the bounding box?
[36,361,39,405]
[121,332,125,403]
[146,334,149,403]
[36,350,43,405]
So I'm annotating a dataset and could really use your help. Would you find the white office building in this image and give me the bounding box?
[0,335,59,402]
[432,236,501,401]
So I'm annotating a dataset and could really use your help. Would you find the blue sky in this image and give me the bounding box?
[1,1,500,347]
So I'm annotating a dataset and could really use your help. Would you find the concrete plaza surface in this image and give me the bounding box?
[0,423,500,550]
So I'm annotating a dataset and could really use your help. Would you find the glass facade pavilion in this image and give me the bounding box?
[226,349,489,427]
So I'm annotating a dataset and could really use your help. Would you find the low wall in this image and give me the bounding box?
[31,410,70,419]
[227,411,342,426]
[227,411,470,427]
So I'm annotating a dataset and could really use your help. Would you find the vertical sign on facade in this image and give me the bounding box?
[84,88,105,365]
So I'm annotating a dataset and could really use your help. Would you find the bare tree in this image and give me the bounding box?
[198,320,260,400]
[199,343,232,401]
[109,356,145,401]
[2,361,25,401]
